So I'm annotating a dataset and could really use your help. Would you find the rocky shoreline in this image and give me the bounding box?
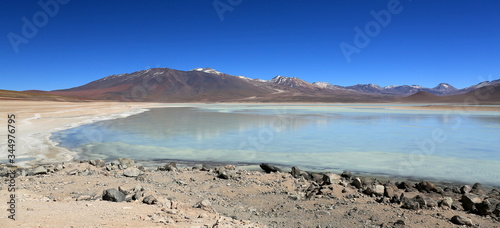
[1,158,499,227]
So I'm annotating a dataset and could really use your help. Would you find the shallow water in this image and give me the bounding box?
[51,104,500,186]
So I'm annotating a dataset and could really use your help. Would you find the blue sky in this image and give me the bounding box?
[1,0,499,91]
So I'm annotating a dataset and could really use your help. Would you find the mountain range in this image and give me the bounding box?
[4,67,500,104]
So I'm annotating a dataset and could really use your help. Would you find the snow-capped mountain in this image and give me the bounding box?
[460,79,500,93]
[431,83,458,94]
[190,67,224,75]
[345,84,383,93]
[41,66,499,102]
[312,82,344,90]
[267,75,314,88]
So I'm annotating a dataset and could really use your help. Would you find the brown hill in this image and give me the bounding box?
[49,68,276,102]
[400,84,500,104]
[444,83,500,104]
[46,67,395,103]
[399,91,445,103]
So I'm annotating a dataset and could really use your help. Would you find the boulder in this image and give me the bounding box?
[123,167,142,177]
[310,173,324,184]
[291,166,304,178]
[364,184,384,197]
[102,188,125,202]
[470,183,485,195]
[89,159,106,168]
[439,197,453,208]
[475,199,494,216]
[322,173,341,185]
[259,163,281,173]
[460,185,472,194]
[384,186,397,198]
[425,197,438,208]
[217,171,230,180]
[494,203,500,217]
[462,193,483,212]
[401,196,420,210]
[401,195,427,210]
[450,215,472,226]
[29,166,47,175]
[397,181,412,190]
[117,158,135,169]
[143,195,158,205]
[351,178,362,189]
[158,162,177,171]
[415,181,437,193]
[341,171,353,179]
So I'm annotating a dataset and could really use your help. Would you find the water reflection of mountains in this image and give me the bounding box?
[100,107,319,141]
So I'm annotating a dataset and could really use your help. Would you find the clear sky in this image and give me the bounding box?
[1,0,499,91]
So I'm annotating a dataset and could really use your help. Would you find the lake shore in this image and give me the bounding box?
[1,101,500,226]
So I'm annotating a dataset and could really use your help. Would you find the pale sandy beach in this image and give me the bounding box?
[0,101,162,166]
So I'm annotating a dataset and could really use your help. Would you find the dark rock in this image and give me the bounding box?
[351,178,362,189]
[415,181,437,193]
[397,181,411,190]
[217,171,230,180]
[158,162,178,171]
[462,193,483,212]
[394,220,405,226]
[29,166,47,175]
[291,166,311,180]
[341,171,353,179]
[310,173,324,184]
[470,183,485,195]
[460,185,472,194]
[364,185,384,197]
[143,195,158,205]
[494,203,500,217]
[401,195,425,210]
[450,215,472,226]
[475,199,494,216]
[89,159,106,168]
[322,173,341,185]
[413,195,427,208]
[123,167,142,177]
[291,166,302,178]
[489,189,500,197]
[132,191,144,201]
[102,188,125,202]
[117,158,135,169]
[390,195,401,204]
[259,163,281,173]
[425,197,438,208]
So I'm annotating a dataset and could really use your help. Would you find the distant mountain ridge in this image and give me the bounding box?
[11,66,499,103]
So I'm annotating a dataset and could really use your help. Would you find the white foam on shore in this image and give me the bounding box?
[0,107,151,167]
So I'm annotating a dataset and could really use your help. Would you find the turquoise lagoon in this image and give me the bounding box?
[50,104,500,186]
